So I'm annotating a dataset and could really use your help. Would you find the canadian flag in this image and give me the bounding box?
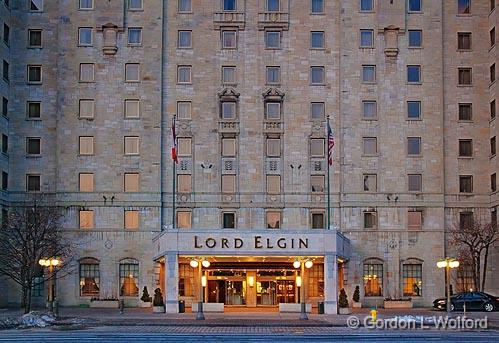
[171,116,178,164]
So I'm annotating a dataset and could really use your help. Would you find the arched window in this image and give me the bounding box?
[79,257,100,297]
[119,258,139,297]
[363,258,383,297]
[402,258,423,297]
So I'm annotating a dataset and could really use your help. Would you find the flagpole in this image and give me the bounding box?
[172,114,176,229]
[327,115,331,230]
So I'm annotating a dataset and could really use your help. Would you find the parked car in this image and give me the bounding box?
[433,291,499,312]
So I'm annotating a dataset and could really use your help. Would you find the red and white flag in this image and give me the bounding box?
[171,116,178,164]
[327,122,335,166]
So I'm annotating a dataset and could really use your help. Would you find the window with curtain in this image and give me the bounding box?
[119,259,139,296]
[402,263,422,296]
[363,261,383,296]
[79,258,100,297]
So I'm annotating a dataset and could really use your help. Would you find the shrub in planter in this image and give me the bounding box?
[338,288,351,314]
[140,286,152,307]
[352,285,361,308]
[153,288,165,313]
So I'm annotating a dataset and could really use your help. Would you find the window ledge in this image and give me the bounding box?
[490,79,497,87]
[26,155,42,158]
[27,46,42,49]
[310,47,326,51]
[362,154,379,157]
[407,82,422,85]
[457,49,472,52]
[407,118,422,121]
[490,116,496,123]
[27,82,42,85]
[457,84,473,87]
[458,119,473,123]
[490,154,496,159]
[359,46,375,49]
[408,46,422,49]
[362,118,378,121]
[128,44,143,47]
[489,44,496,52]
[458,156,474,159]
[407,155,422,158]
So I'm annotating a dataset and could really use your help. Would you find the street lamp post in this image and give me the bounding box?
[293,258,314,320]
[190,258,210,320]
[437,258,460,315]
[38,258,60,315]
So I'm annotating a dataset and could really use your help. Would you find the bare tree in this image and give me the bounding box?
[450,214,498,292]
[0,196,74,313]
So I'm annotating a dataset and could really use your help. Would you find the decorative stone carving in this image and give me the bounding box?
[218,87,240,101]
[262,87,285,101]
[100,23,121,56]
[383,25,399,58]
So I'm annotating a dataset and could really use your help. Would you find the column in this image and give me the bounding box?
[164,253,179,313]
[324,254,338,314]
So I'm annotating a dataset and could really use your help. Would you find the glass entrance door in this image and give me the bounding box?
[276,280,295,303]
[257,281,277,305]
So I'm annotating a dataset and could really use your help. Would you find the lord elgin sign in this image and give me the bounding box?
[194,235,309,250]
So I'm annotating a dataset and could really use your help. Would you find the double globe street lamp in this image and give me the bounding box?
[38,258,60,315]
[293,258,314,320]
[437,258,460,315]
[189,258,210,320]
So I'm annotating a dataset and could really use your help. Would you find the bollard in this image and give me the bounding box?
[53,299,59,318]
[370,307,377,321]
[119,299,125,314]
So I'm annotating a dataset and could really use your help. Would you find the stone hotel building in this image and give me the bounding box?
[0,0,498,314]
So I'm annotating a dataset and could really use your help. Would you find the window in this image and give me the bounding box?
[2,97,7,117]
[457,32,471,50]
[79,173,94,192]
[221,101,236,119]
[311,31,325,49]
[1,134,7,154]
[460,212,473,230]
[402,264,422,296]
[222,138,236,157]
[27,65,42,83]
[408,211,422,230]
[360,29,374,47]
[308,264,324,297]
[178,0,191,12]
[177,66,191,84]
[222,66,236,84]
[27,102,41,119]
[222,212,235,229]
[128,28,142,45]
[79,0,94,10]
[310,138,325,157]
[223,0,236,11]
[125,64,140,82]
[491,100,496,119]
[267,0,280,12]
[310,66,325,84]
[79,63,94,82]
[124,210,139,230]
[123,100,139,119]
[408,174,422,192]
[28,29,42,48]
[177,211,191,228]
[30,0,43,11]
[266,66,280,85]
[266,175,280,194]
[3,24,9,46]
[79,99,94,119]
[458,0,470,14]
[79,136,94,155]
[177,174,192,193]
[459,103,472,121]
[222,174,236,193]
[407,101,421,119]
[124,173,139,192]
[267,211,281,229]
[459,139,472,157]
[491,136,496,156]
[459,175,473,193]
[265,31,280,49]
[178,264,195,296]
[311,213,324,229]
[26,174,40,191]
[408,0,421,12]
[266,138,280,156]
[177,101,191,119]
[362,65,376,83]
[78,27,92,46]
[124,136,140,155]
[407,65,421,83]
[362,101,377,119]
[128,0,142,10]
[408,30,422,47]
[26,137,41,155]
[119,259,139,297]
[177,137,191,156]
[222,30,237,49]
[407,137,421,156]
[360,0,373,11]
[492,173,497,192]
[311,0,324,13]
[491,64,496,83]
[363,261,383,296]
[491,27,496,47]
[1,171,7,191]
[458,68,472,85]
[178,30,191,48]
[311,102,325,120]
[2,61,7,82]
[311,175,325,192]
[363,174,377,192]
[266,102,280,120]
[362,137,377,155]
[364,212,376,229]
[79,259,99,297]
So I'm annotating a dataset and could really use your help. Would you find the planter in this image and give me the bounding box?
[192,302,224,313]
[89,300,119,308]
[383,300,413,309]
[279,303,312,313]
[338,307,351,315]
[139,301,152,308]
[352,301,362,309]
[153,305,165,313]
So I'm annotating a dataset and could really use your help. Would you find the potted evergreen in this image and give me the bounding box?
[140,286,152,308]
[352,285,361,308]
[338,288,351,314]
[152,288,165,313]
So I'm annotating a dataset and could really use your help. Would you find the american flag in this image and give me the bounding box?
[327,122,335,166]
[171,116,178,164]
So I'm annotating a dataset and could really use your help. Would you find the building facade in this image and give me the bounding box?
[0,0,498,313]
